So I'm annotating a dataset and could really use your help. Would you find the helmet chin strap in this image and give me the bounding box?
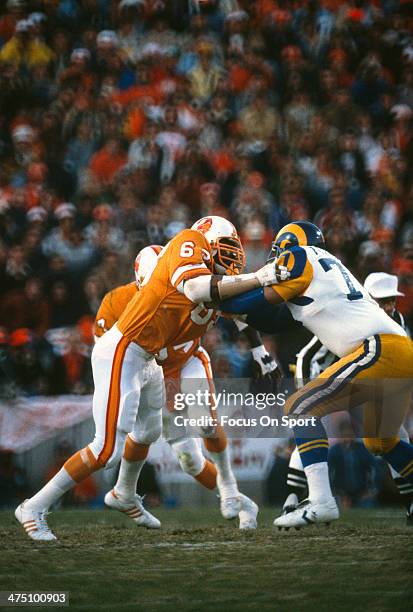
[213,261,227,275]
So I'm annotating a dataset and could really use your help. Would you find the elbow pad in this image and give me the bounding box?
[182,275,212,303]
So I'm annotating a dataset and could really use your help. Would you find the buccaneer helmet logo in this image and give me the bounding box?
[193,217,213,234]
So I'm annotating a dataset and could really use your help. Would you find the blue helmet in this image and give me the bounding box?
[268,221,325,261]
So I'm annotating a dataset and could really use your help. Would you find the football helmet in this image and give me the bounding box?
[191,215,245,275]
[134,245,162,286]
[268,221,325,261]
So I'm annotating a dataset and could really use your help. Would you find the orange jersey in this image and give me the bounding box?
[117,230,214,354]
[95,230,216,364]
[117,229,215,354]
[94,282,137,338]
[95,281,204,376]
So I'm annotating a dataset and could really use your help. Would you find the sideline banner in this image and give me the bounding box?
[148,437,280,483]
[0,395,93,453]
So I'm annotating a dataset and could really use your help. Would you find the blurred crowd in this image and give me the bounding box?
[1,0,413,396]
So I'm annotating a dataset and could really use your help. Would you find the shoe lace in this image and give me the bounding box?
[134,494,146,510]
[37,510,52,532]
[296,499,311,510]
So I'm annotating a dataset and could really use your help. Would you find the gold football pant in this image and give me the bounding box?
[285,334,413,454]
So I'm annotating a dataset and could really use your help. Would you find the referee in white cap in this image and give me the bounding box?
[364,272,407,332]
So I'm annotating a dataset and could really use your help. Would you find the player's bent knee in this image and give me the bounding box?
[363,437,399,455]
[170,438,204,476]
[133,414,162,446]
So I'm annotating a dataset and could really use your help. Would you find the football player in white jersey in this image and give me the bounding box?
[219,221,413,529]
[283,272,413,524]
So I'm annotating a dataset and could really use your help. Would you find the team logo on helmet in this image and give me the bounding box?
[192,217,213,235]
[268,221,324,261]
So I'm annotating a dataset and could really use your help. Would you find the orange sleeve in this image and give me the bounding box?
[168,229,213,289]
[94,283,137,338]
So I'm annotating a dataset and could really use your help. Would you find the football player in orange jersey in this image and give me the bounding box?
[94,244,279,528]
[16,216,285,540]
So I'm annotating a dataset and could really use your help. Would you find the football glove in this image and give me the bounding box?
[255,260,290,286]
[250,345,282,395]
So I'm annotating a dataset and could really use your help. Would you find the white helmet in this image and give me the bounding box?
[191,215,245,275]
[134,244,162,286]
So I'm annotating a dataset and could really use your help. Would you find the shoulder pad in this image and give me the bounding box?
[278,245,308,280]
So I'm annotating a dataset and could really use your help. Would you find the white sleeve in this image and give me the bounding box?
[180,274,212,303]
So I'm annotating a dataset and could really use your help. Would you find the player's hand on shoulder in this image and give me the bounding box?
[255,259,290,286]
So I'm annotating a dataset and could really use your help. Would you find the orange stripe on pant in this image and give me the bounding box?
[98,336,130,465]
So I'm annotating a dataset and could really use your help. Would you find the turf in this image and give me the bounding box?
[1,507,412,611]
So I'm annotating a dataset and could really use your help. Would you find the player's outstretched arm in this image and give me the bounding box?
[219,289,302,334]
[182,260,289,305]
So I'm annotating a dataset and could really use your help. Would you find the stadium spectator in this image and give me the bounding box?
[0,0,412,399]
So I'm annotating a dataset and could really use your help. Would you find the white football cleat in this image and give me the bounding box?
[238,493,258,530]
[282,492,299,515]
[15,501,57,541]
[274,498,339,530]
[104,490,161,529]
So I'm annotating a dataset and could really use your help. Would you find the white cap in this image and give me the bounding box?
[70,48,91,62]
[364,272,404,298]
[391,104,413,120]
[96,30,118,46]
[226,10,249,21]
[141,42,162,57]
[28,12,46,25]
[55,202,76,220]
[119,0,144,8]
[15,19,31,33]
[12,124,34,142]
[27,206,47,222]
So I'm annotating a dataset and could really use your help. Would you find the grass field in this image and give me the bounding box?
[1,506,412,611]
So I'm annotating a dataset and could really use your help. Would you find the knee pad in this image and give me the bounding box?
[133,410,162,446]
[363,437,399,456]
[170,438,205,476]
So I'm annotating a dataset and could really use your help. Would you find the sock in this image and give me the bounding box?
[294,419,332,503]
[208,447,237,487]
[26,468,75,511]
[294,418,329,468]
[391,472,413,512]
[285,446,308,505]
[114,436,149,500]
[304,462,334,503]
[194,460,217,490]
[204,425,237,492]
[26,446,100,511]
[384,441,413,484]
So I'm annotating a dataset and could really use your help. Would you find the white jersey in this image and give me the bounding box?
[274,245,405,358]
